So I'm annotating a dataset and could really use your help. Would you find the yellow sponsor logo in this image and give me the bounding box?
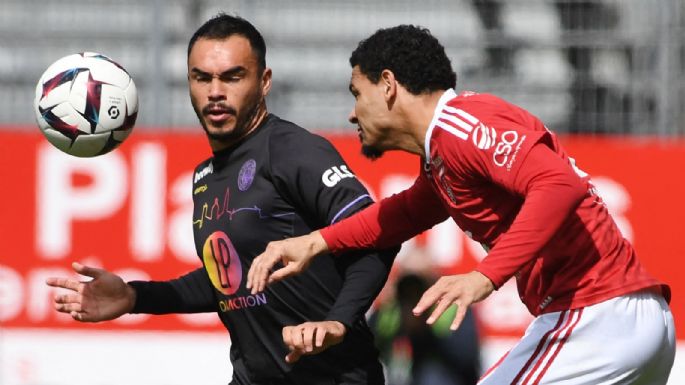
[194,184,208,195]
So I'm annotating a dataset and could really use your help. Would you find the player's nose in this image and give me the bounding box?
[348,108,358,124]
[208,78,225,100]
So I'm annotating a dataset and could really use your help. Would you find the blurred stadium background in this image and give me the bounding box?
[2,0,684,134]
[1,1,684,384]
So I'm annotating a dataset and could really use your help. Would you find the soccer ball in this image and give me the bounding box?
[34,52,138,157]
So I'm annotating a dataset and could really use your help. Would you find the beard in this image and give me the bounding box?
[197,103,237,141]
[358,129,384,160]
[361,144,384,160]
[193,91,263,143]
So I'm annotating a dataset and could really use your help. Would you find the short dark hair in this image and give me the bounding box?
[350,25,456,94]
[187,13,266,71]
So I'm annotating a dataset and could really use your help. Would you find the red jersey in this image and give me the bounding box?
[322,89,669,316]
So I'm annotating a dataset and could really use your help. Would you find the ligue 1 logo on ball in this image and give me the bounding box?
[107,105,120,120]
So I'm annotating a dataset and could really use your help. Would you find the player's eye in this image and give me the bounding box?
[192,74,212,83]
[221,74,243,83]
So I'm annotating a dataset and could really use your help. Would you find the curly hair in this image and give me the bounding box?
[349,25,456,94]
[187,13,266,71]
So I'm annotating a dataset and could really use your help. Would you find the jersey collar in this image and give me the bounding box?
[424,88,457,171]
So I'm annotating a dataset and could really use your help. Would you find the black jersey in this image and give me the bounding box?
[131,114,396,385]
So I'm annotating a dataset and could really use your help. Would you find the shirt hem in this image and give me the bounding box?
[533,280,669,316]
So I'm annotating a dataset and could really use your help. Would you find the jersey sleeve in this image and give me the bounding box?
[436,97,589,288]
[268,128,373,228]
[268,127,401,328]
[459,142,587,288]
[324,247,398,328]
[128,268,216,314]
[320,171,450,252]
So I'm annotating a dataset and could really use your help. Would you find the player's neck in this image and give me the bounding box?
[398,90,446,158]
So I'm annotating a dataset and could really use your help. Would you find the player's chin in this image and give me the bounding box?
[204,120,235,138]
[361,144,384,160]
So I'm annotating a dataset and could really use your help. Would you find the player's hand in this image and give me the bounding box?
[282,321,347,364]
[412,271,494,331]
[45,262,136,322]
[247,231,329,294]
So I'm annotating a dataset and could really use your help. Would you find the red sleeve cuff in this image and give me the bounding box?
[474,265,506,289]
[319,226,342,254]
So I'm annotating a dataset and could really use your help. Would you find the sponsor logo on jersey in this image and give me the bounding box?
[194,162,213,183]
[433,106,529,171]
[322,165,355,187]
[238,159,256,191]
[202,231,242,296]
[202,223,270,313]
[218,293,268,312]
[193,184,208,195]
[493,131,526,171]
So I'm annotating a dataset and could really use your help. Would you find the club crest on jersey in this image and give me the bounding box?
[322,165,355,187]
[238,159,257,191]
[194,162,213,183]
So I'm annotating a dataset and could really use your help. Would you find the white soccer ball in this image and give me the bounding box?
[34,52,138,157]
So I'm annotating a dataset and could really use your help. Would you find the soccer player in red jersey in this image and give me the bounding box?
[248,25,676,384]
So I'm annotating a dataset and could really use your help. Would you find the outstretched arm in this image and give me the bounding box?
[46,262,136,322]
[247,173,447,293]
[47,264,216,321]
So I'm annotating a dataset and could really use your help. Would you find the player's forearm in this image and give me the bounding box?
[303,230,331,257]
[129,268,216,314]
[324,246,398,327]
[321,179,447,253]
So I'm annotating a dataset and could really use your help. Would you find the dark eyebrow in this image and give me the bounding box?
[190,66,247,78]
[190,67,211,77]
[348,83,356,94]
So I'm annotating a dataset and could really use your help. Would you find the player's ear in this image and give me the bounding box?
[380,69,397,102]
[261,67,273,96]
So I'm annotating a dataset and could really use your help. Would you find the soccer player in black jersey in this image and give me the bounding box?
[46,13,397,385]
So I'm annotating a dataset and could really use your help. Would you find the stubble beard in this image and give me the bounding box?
[361,144,384,160]
[358,130,384,160]
[195,91,264,144]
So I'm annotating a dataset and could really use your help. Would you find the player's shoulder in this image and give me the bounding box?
[449,91,515,112]
[448,91,540,129]
[265,114,324,139]
[264,114,336,152]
